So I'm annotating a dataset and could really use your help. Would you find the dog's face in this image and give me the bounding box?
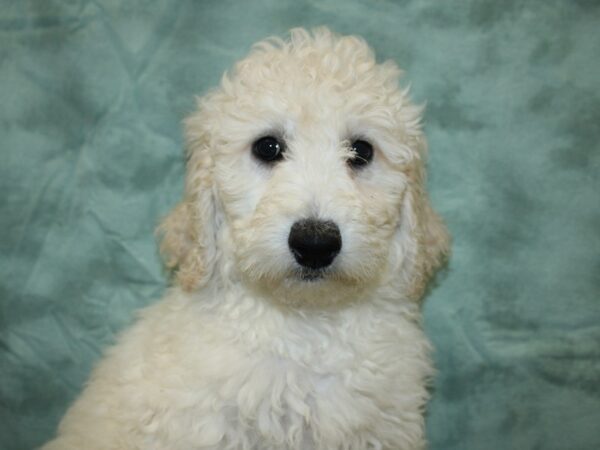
[160,29,449,305]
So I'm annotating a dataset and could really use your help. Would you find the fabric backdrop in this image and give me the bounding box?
[1,1,599,449]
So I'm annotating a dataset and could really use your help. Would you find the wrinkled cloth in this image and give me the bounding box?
[1,1,599,449]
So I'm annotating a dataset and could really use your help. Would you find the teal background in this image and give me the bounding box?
[1,1,599,449]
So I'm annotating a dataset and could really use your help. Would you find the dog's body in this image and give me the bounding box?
[44,28,449,450]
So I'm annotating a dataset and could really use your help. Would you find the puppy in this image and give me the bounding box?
[43,27,449,450]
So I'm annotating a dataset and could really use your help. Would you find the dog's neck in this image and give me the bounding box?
[180,264,422,357]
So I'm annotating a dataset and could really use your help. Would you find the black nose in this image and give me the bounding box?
[288,219,342,270]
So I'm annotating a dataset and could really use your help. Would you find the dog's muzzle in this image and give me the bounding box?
[288,219,342,270]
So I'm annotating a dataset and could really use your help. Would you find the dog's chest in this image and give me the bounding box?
[173,316,423,448]
[155,344,399,449]
[132,298,429,449]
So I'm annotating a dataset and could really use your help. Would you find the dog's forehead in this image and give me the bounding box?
[231,57,397,113]
[197,36,425,166]
[225,64,402,134]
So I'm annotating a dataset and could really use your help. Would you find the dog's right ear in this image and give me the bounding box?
[157,110,217,292]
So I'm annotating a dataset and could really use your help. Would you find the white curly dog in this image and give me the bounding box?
[43,28,449,450]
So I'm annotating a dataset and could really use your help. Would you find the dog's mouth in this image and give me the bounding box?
[297,267,326,282]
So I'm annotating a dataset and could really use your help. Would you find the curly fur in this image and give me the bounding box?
[43,28,449,450]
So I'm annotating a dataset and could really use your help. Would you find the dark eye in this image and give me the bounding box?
[348,140,374,168]
[252,136,285,163]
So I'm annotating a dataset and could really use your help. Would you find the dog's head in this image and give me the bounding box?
[159,28,449,305]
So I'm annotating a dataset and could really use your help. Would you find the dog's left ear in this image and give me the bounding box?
[157,110,218,292]
[402,137,450,300]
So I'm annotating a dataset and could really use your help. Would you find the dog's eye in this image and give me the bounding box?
[252,136,285,163]
[348,140,373,168]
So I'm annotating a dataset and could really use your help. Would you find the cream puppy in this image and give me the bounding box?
[43,27,449,450]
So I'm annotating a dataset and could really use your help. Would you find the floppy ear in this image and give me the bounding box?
[402,138,450,300]
[157,111,218,291]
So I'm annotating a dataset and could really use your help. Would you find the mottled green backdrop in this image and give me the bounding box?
[1,1,599,449]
